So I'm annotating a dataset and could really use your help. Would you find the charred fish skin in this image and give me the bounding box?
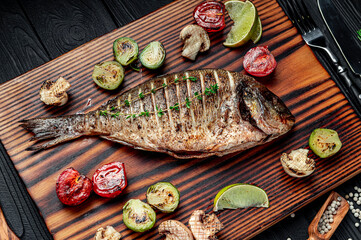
[21,69,295,158]
[238,75,296,138]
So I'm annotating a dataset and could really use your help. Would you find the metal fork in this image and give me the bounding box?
[278,0,361,101]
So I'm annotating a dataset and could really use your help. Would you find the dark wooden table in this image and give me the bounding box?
[0,0,360,239]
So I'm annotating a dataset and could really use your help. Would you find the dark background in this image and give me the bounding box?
[0,0,360,239]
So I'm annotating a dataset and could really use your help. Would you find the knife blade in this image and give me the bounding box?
[318,0,361,77]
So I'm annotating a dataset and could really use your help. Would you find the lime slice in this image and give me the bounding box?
[251,17,262,43]
[213,183,269,211]
[224,0,258,48]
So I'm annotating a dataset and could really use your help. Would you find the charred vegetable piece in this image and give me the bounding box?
[159,220,194,240]
[92,162,127,198]
[123,199,156,232]
[243,46,277,77]
[280,148,315,178]
[56,168,92,206]
[189,210,223,240]
[39,77,71,106]
[146,182,180,213]
[94,226,121,240]
[180,25,210,61]
[193,1,226,32]
[92,61,124,90]
[309,128,342,158]
[139,41,166,69]
[113,37,138,66]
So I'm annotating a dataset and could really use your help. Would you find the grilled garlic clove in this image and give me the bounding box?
[94,226,121,240]
[280,148,315,178]
[39,77,71,106]
[159,220,194,240]
[188,210,223,240]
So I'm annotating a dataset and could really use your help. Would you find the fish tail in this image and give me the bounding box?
[20,114,91,151]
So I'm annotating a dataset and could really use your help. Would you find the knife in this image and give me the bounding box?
[318,0,361,78]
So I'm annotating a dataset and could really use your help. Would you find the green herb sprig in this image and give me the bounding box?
[98,76,220,119]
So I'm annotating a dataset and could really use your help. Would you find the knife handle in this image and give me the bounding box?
[337,65,361,93]
[339,69,361,104]
[325,47,361,91]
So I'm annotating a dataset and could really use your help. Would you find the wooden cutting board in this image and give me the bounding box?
[0,0,360,239]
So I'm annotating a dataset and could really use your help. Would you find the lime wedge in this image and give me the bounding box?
[213,183,269,211]
[225,0,245,21]
[251,17,262,43]
[224,0,258,48]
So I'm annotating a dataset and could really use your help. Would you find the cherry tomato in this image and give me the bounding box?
[92,162,127,198]
[243,46,277,77]
[56,168,92,206]
[193,1,225,32]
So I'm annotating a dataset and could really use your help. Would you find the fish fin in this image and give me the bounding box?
[25,134,83,151]
[21,115,87,150]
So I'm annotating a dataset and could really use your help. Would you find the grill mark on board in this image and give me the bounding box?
[0,22,296,131]
[0,54,114,128]
[9,77,343,167]
[0,6,289,104]
[51,147,286,233]
[43,121,360,237]
[0,0,360,239]
[10,79,349,166]
[0,5,198,98]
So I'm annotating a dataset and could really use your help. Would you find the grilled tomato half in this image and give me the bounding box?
[193,1,226,32]
[243,46,277,77]
[92,162,127,198]
[56,168,92,206]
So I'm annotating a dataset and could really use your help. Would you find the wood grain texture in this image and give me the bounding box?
[0,208,18,240]
[0,140,52,240]
[0,0,360,239]
[103,0,175,27]
[0,0,49,83]
[18,0,117,59]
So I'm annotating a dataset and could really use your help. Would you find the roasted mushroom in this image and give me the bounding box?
[180,25,210,61]
[188,210,223,240]
[94,226,121,240]
[39,77,71,106]
[159,220,194,240]
[280,148,315,178]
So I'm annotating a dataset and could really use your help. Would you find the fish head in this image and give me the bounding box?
[239,77,295,137]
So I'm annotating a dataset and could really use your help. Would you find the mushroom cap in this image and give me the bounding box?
[280,148,315,178]
[39,77,71,106]
[180,25,210,60]
[159,220,194,240]
[94,226,121,240]
[188,210,223,240]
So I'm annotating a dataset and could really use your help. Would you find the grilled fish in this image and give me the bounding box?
[21,69,295,159]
